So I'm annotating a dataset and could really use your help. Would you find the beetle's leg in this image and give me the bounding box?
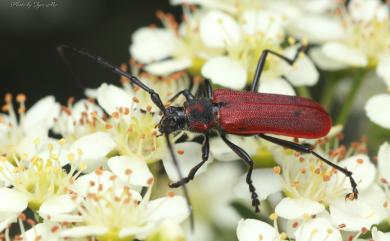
[169,133,210,187]
[220,134,260,212]
[258,134,359,200]
[57,45,166,112]
[164,134,194,229]
[204,78,213,98]
[168,89,194,104]
[250,45,306,92]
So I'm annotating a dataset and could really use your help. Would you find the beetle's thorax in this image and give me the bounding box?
[184,98,218,133]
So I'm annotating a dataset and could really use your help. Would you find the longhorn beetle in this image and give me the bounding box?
[58,44,359,224]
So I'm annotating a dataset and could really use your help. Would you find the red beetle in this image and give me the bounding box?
[58,45,358,223]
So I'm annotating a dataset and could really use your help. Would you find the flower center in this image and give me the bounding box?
[4,143,81,211]
[76,181,148,240]
[101,110,165,164]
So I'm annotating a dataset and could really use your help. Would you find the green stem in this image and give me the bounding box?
[296,86,312,98]
[320,74,339,111]
[336,70,366,125]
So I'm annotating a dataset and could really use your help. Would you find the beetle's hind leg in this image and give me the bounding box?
[258,134,359,200]
[169,133,210,188]
[220,134,260,212]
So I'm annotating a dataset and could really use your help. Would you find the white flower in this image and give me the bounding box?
[47,169,189,241]
[293,217,342,241]
[68,131,116,171]
[365,93,390,129]
[377,142,390,182]
[22,223,62,241]
[130,10,217,76]
[0,94,60,157]
[0,188,29,232]
[0,141,84,232]
[52,98,104,141]
[329,184,387,232]
[237,219,281,241]
[275,198,325,220]
[97,83,134,115]
[309,0,390,87]
[199,10,318,92]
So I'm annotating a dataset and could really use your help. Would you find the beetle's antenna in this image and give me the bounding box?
[56,44,166,113]
[164,134,194,230]
[56,45,85,91]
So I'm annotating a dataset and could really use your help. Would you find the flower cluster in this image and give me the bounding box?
[2,0,390,240]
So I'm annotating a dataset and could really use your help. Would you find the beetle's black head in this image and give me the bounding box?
[158,106,186,134]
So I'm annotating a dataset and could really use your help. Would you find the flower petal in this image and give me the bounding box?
[378,142,390,182]
[145,58,192,76]
[24,223,58,241]
[236,219,278,241]
[309,47,349,71]
[283,48,319,87]
[258,77,296,96]
[22,96,60,131]
[130,27,177,63]
[329,184,387,231]
[234,168,283,201]
[59,226,108,238]
[200,11,241,48]
[119,223,156,240]
[372,227,390,241]
[335,154,376,191]
[69,131,116,172]
[97,83,134,115]
[377,55,390,88]
[146,195,190,223]
[202,57,247,90]
[209,135,258,162]
[241,10,285,43]
[0,215,17,233]
[107,155,153,186]
[0,161,15,186]
[16,127,48,157]
[0,188,28,213]
[71,170,117,197]
[39,195,76,219]
[72,99,103,120]
[365,94,390,128]
[162,142,210,182]
[349,0,389,22]
[322,42,368,67]
[275,198,325,220]
[288,15,344,43]
[294,218,342,241]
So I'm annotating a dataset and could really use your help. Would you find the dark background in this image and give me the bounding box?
[0,0,178,106]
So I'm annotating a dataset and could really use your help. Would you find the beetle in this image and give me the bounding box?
[58,45,358,220]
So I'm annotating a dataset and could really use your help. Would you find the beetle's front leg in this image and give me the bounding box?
[169,133,210,188]
[220,134,260,213]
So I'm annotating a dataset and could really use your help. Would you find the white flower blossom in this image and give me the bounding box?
[42,167,189,241]
[0,94,60,158]
[309,0,390,87]
[365,93,390,129]
[0,141,84,233]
